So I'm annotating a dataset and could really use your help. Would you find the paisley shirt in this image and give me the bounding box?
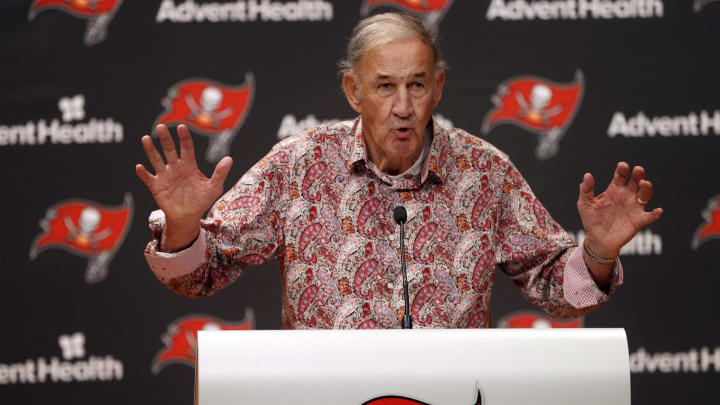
[144,117,622,329]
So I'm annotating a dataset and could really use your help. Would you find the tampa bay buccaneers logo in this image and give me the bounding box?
[364,388,482,404]
[692,194,720,250]
[152,309,255,374]
[497,310,584,328]
[153,73,254,164]
[695,0,720,11]
[482,71,584,160]
[30,193,133,284]
[360,0,453,30]
[28,0,122,46]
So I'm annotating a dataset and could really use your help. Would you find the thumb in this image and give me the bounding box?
[210,156,233,188]
[578,173,595,204]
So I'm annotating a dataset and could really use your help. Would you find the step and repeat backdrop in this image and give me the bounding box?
[1,0,718,403]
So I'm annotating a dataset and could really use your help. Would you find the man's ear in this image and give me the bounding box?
[433,69,446,108]
[342,72,362,113]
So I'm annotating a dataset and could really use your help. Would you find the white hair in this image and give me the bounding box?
[338,12,447,75]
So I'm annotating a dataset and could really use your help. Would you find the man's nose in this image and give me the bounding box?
[392,87,412,118]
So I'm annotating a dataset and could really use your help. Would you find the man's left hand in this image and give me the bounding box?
[577,162,663,259]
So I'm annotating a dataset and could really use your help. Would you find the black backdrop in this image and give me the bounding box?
[1,0,719,403]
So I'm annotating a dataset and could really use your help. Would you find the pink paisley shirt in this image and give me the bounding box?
[144,117,622,329]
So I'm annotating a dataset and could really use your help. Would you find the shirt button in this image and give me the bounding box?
[387,282,394,289]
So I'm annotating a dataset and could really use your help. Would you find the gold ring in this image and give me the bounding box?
[636,193,649,205]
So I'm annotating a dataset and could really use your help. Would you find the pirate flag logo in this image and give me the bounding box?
[360,0,453,30]
[151,309,255,374]
[153,73,254,164]
[694,0,720,11]
[30,193,133,284]
[497,310,584,328]
[28,0,123,46]
[692,194,720,250]
[363,387,482,404]
[482,71,584,160]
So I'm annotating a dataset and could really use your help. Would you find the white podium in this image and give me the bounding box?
[196,328,630,405]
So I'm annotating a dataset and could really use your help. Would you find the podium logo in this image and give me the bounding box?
[481,71,584,160]
[497,311,583,328]
[153,74,254,163]
[486,0,664,21]
[28,0,123,45]
[0,332,124,385]
[364,388,482,404]
[152,309,255,374]
[156,0,334,23]
[29,193,133,284]
[0,94,124,147]
[692,195,720,250]
[360,0,454,30]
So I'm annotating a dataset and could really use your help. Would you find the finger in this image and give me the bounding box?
[177,124,196,163]
[210,156,234,188]
[637,179,653,203]
[135,164,155,188]
[156,124,179,163]
[627,166,645,192]
[578,173,595,203]
[610,161,630,187]
[640,207,663,227]
[141,135,166,173]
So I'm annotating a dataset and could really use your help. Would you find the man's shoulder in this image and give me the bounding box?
[271,119,355,154]
[439,123,511,164]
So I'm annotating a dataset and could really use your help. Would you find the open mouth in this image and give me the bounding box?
[393,127,411,137]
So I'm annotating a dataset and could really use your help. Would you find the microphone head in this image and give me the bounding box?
[393,206,407,224]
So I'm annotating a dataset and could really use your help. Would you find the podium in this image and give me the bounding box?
[196,328,630,405]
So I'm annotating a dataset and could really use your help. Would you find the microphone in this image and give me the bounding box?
[393,206,412,329]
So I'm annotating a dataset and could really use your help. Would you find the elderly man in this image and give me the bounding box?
[136,13,662,329]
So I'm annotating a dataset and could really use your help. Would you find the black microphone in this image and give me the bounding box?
[393,206,412,329]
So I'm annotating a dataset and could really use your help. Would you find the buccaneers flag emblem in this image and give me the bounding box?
[28,0,123,46]
[497,310,583,328]
[30,193,133,284]
[151,309,255,374]
[692,194,720,250]
[360,0,453,30]
[363,389,482,404]
[482,71,584,160]
[153,73,254,164]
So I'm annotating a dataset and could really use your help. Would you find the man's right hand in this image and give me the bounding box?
[135,124,233,252]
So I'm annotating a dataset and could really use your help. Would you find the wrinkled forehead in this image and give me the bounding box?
[356,37,435,80]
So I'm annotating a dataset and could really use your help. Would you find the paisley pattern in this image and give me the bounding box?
[146,117,621,329]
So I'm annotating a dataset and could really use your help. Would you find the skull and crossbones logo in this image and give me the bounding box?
[65,207,111,250]
[516,84,562,127]
[187,86,234,128]
[67,0,100,10]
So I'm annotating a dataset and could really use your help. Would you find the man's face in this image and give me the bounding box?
[343,37,445,174]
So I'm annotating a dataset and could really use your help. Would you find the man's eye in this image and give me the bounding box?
[412,82,424,88]
[379,83,392,89]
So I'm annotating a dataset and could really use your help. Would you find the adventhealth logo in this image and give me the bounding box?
[156,0,334,23]
[0,332,124,385]
[0,94,124,146]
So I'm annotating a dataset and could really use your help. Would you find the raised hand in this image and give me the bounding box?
[577,162,663,259]
[136,124,233,251]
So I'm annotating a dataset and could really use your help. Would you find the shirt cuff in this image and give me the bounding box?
[144,211,207,281]
[563,246,624,309]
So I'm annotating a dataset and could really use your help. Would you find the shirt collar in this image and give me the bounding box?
[347,116,449,189]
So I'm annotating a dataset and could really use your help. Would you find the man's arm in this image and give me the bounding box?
[137,124,287,297]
